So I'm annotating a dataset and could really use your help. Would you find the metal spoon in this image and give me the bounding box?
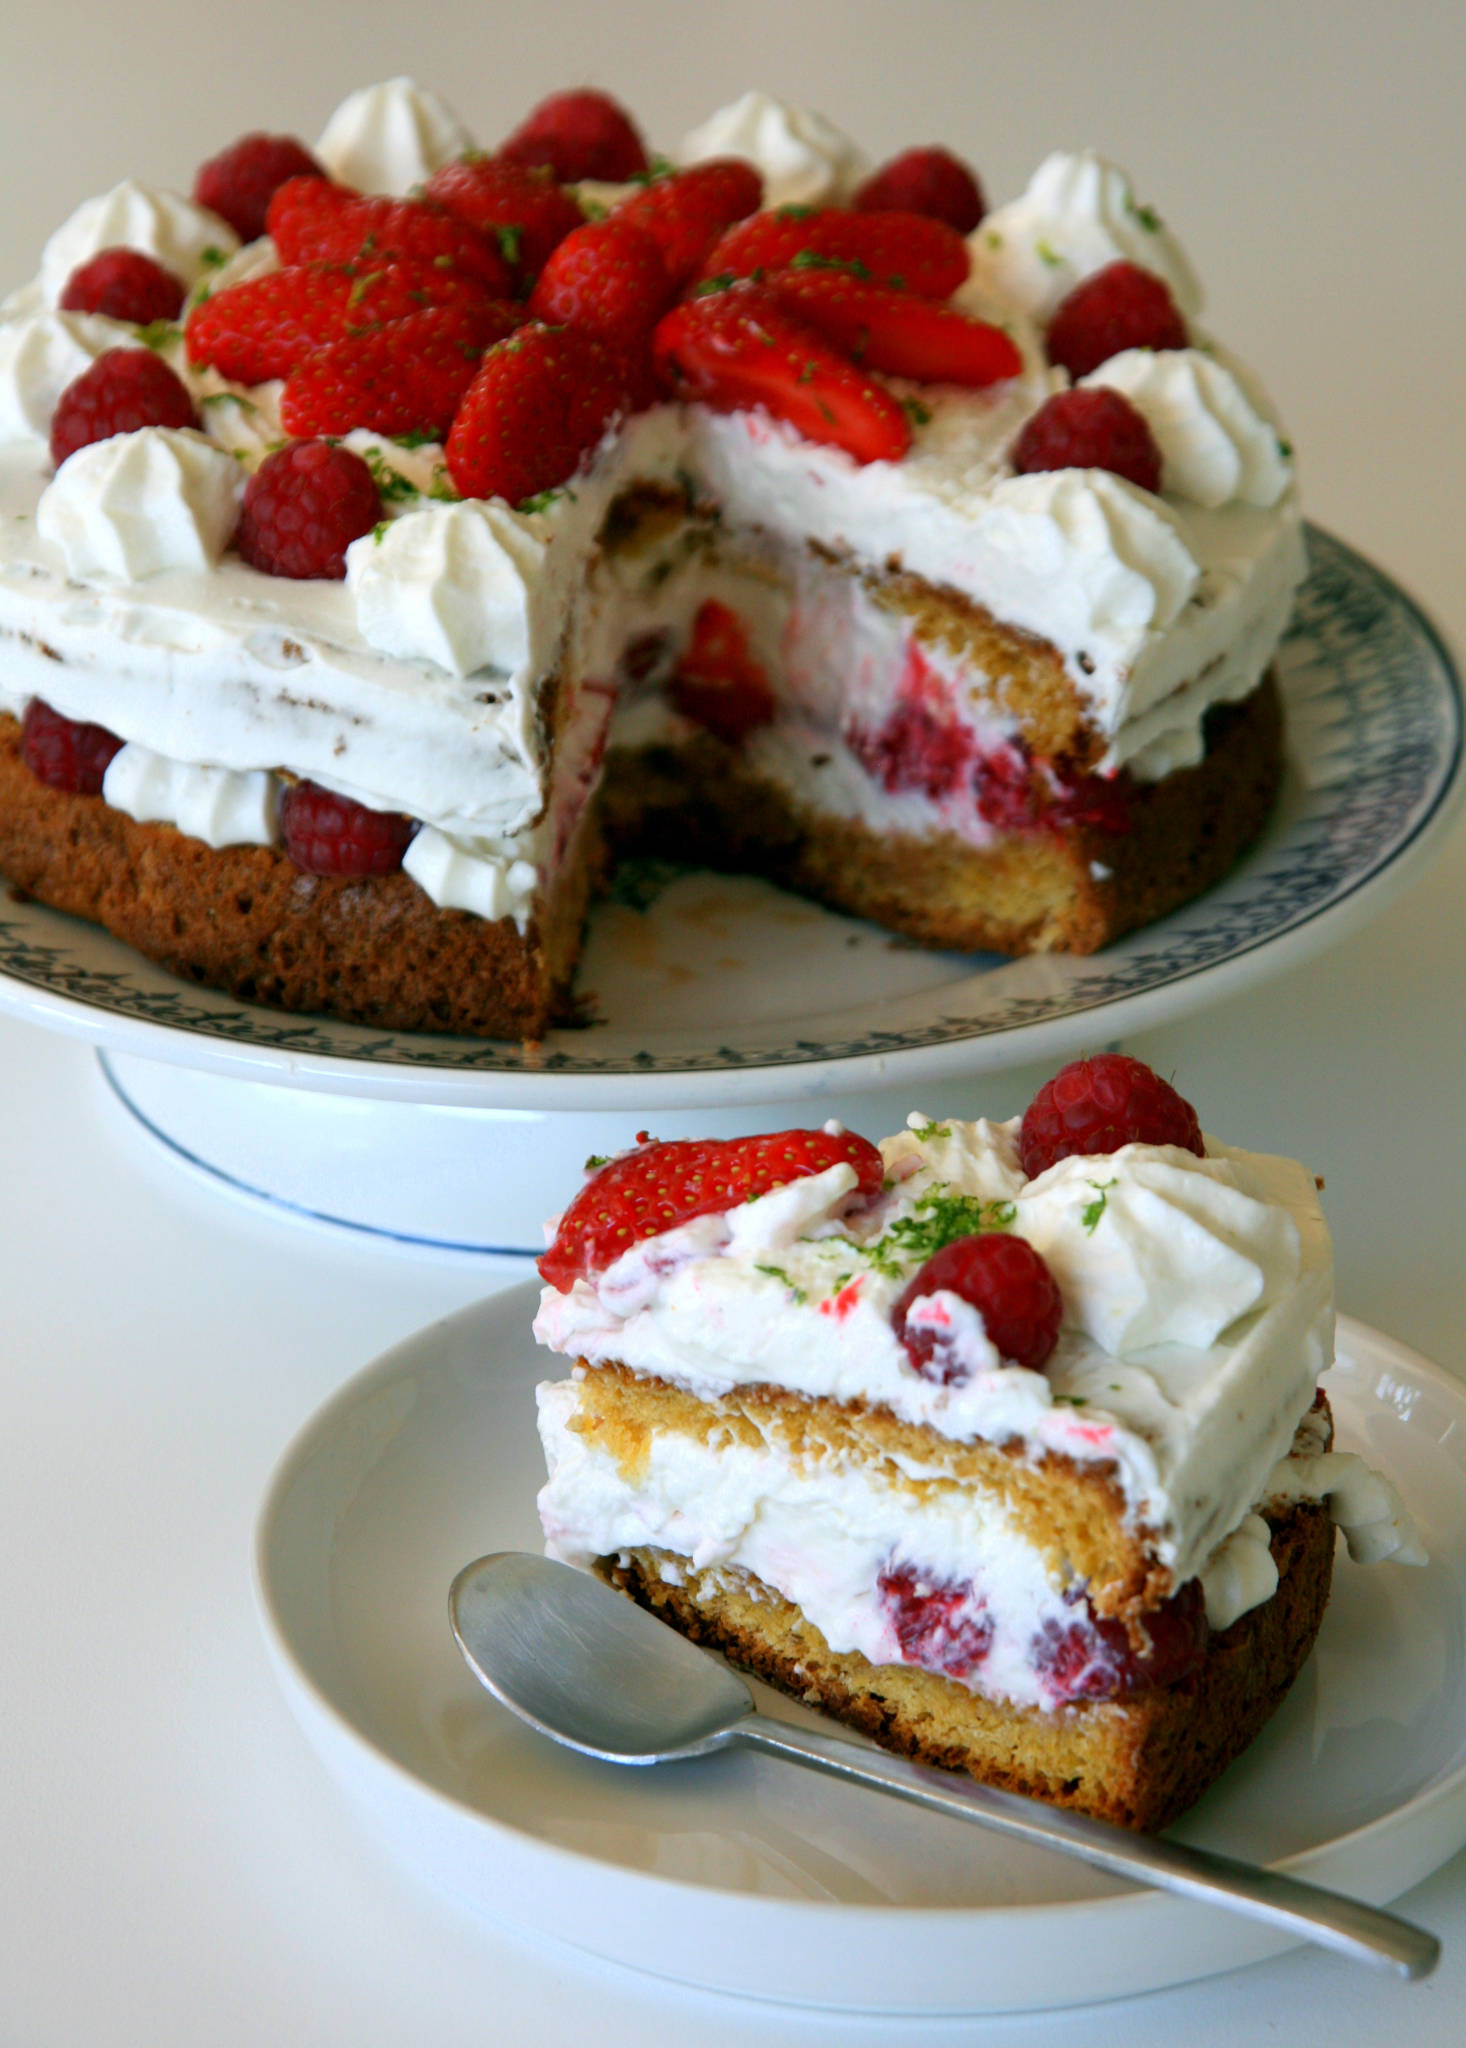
[449,1550,1438,1980]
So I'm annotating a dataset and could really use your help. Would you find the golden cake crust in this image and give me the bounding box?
[0,711,601,1039]
[605,1498,1335,1833]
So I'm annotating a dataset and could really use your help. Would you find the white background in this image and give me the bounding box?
[1,2,1464,2042]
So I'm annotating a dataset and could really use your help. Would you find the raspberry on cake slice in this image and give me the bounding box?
[533,1061,1426,1829]
[0,83,1307,1041]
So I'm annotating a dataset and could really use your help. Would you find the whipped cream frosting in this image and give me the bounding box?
[0,88,1305,917]
[1084,349,1292,509]
[36,183,239,306]
[38,427,243,579]
[315,77,475,195]
[965,149,1202,325]
[678,91,867,209]
[535,1114,1333,1585]
[102,744,277,848]
[0,311,138,443]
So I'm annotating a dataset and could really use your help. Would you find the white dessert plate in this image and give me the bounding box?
[255,1291,1466,2014]
[2,529,1461,1111]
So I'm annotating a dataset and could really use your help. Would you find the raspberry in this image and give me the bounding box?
[235,441,381,580]
[266,180,512,294]
[445,323,629,506]
[539,1127,884,1289]
[279,300,522,440]
[854,147,986,235]
[669,599,775,744]
[58,248,185,325]
[1031,1582,1208,1705]
[614,160,764,288]
[279,779,417,877]
[193,133,324,244]
[878,1563,993,1678]
[19,698,124,795]
[497,89,649,184]
[890,1233,1063,1380]
[185,260,495,384]
[1045,260,1189,381]
[49,347,198,467]
[653,289,912,466]
[847,698,974,801]
[699,207,970,300]
[1018,1054,1204,1178]
[527,217,670,354]
[425,157,585,286]
[1011,387,1162,493]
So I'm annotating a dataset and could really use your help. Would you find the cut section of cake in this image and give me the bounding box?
[0,81,1304,1039]
[533,1057,1425,1829]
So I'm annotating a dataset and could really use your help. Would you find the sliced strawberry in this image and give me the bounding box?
[614,160,763,287]
[445,322,628,505]
[698,206,969,300]
[669,598,775,743]
[653,290,911,465]
[527,217,671,354]
[424,157,585,286]
[767,270,1021,386]
[497,89,649,184]
[186,261,495,384]
[279,300,523,440]
[539,1127,885,1288]
[265,178,512,293]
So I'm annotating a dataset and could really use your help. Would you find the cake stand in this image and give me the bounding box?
[1,528,1459,1256]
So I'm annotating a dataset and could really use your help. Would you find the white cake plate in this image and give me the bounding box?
[254,1299,1466,2014]
[3,528,1460,1253]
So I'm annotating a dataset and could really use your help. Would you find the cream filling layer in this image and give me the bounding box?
[537,1377,1401,1710]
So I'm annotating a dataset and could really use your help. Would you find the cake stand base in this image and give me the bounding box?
[98,1046,1063,1257]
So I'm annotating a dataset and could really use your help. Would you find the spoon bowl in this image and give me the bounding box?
[450,1550,1440,1982]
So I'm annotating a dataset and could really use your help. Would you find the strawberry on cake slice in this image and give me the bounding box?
[533,1057,1425,1830]
[0,81,1303,1039]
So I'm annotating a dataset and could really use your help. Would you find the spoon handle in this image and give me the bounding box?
[735,1713,1438,1979]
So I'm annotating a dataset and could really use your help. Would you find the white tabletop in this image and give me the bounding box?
[2,2,1464,2040]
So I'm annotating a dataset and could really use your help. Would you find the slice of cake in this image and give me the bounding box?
[0,81,1303,1039]
[533,1056,1424,1830]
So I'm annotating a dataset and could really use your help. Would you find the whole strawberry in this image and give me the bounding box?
[497,88,649,183]
[445,323,629,505]
[1018,1055,1204,1178]
[527,217,670,354]
[194,133,325,243]
[425,157,585,287]
[280,301,522,440]
[266,179,512,293]
[539,1127,885,1289]
[653,289,911,466]
[186,260,497,383]
[614,160,763,287]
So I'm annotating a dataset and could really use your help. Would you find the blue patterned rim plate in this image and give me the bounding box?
[0,526,1459,1110]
